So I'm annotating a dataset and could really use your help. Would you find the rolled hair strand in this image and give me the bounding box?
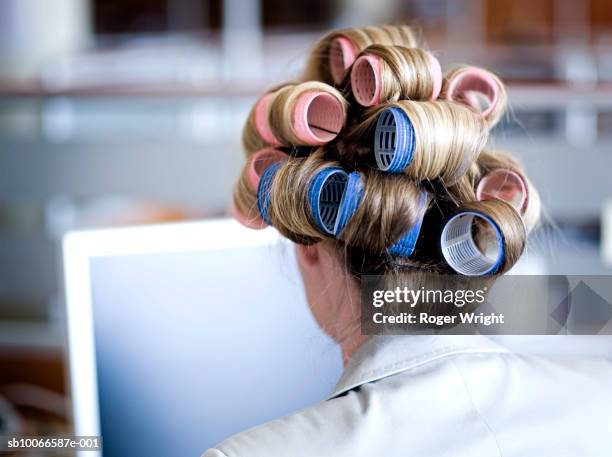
[349,44,442,106]
[440,199,526,276]
[242,82,348,155]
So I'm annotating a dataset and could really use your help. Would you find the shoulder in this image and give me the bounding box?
[200,348,504,457]
[202,394,365,457]
[203,346,612,457]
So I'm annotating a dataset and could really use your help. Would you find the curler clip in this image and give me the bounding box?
[374,107,415,173]
[441,211,505,276]
[476,169,527,214]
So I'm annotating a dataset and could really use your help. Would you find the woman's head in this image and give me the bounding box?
[232,25,540,349]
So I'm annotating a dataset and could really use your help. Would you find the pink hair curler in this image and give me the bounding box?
[427,52,442,100]
[292,91,345,144]
[230,201,268,230]
[329,36,357,85]
[350,54,382,106]
[254,92,281,146]
[476,169,528,214]
[246,148,289,192]
[445,67,499,119]
[350,51,442,107]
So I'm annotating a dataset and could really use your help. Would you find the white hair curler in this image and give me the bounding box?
[441,211,505,276]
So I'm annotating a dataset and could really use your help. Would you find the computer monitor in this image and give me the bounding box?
[63,219,343,457]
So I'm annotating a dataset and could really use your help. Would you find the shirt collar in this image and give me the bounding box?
[328,334,508,399]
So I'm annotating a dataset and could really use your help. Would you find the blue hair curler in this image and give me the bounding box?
[320,170,427,257]
[388,190,428,257]
[257,162,282,225]
[440,211,505,276]
[374,107,416,173]
[308,167,349,235]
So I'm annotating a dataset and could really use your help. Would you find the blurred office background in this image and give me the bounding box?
[1,0,612,439]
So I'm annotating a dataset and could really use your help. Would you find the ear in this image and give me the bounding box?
[296,244,320,267]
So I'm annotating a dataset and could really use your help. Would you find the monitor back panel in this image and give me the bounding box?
[89,241,342,456]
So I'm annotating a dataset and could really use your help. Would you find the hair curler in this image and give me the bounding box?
[476,169,527,213]
[244,83,347,154]
[443,66,506,127]
[373,106,416,173]
[351,54,382,106]
[307,168,428,256]
[476,168,540,233]
[292,90,346,144]
[242,86,289,155]
[370,102,487,183]
[307,167,350,235]
[232,148,289,230]
[440,199,526,276]
[350,47,442,107]
[441,211,505,276]
[254,92,282,146]
[247,148,289,192]
[329,36,358,85]
[303,26,420,85]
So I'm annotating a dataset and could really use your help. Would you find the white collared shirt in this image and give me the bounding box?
[203,335,612,457]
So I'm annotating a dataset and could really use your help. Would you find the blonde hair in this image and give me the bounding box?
[233,25,539,283]
[303,25,421,85]
[342,100,488,184]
